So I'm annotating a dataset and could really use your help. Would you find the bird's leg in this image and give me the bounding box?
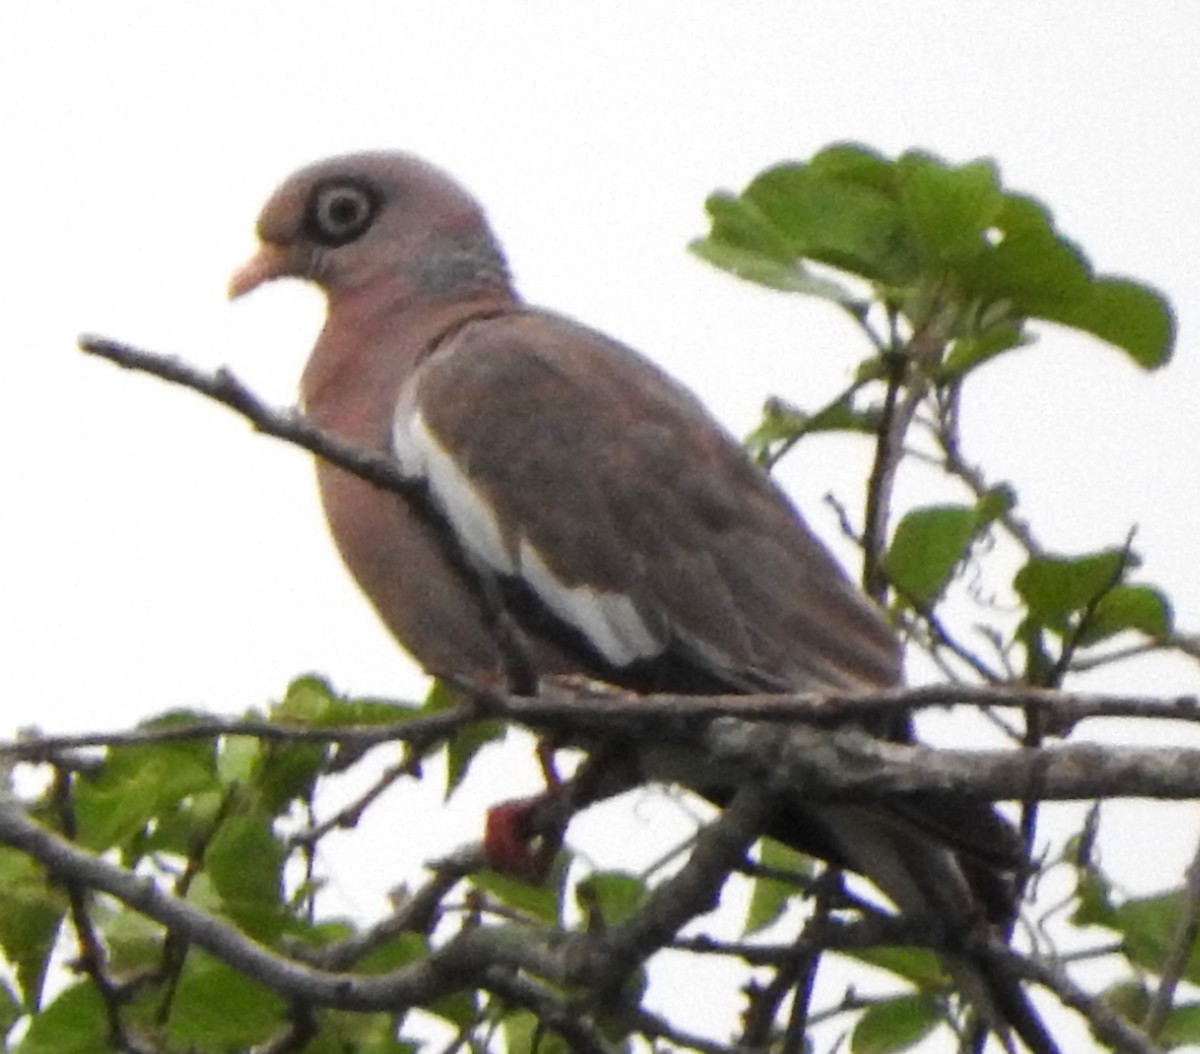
[536,735,563,787]
[483,736,565,880]
[483,797,560,881]
[483,742,642,880]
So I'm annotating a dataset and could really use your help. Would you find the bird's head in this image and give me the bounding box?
[229,151,512,306]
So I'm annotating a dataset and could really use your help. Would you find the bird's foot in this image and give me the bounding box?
[484,794,560,881]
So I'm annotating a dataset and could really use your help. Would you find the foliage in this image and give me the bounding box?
[0,144,1194,1054]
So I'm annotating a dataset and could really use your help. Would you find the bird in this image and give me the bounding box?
[229,151,1057,1053]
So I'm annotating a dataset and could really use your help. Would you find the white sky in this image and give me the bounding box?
[1,4,1197,1049]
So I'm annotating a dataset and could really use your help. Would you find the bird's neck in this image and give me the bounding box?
[301,290,517,450]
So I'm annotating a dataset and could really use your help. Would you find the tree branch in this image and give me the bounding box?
[78,335,427,503]
[1143,832,1200,1039]
[8,681,1200,805]
[0,784,766,1024]
[1,707,471,758]
[704,719,1200,802]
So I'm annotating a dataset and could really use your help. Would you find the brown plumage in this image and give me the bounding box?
[230,151,1056,1053]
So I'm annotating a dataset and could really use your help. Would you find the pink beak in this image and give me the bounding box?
[228,243,290,299]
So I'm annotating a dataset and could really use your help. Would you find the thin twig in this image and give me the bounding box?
[51,769,152,1054]
[2,707,473,757]
[287,759,414,850]
[633,1008,737,1054]
[1143,825,1200,1039]
[79,336,425,502]
[1001,946,1161,1054]
[861,350,910,603]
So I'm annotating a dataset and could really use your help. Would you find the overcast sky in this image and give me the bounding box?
[2,4,1197,1047]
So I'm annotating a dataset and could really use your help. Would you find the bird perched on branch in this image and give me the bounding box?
[230,151,1057,1053]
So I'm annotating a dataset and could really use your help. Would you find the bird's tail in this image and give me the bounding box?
[947,949,1058,1054]
[781,802,1059,1053]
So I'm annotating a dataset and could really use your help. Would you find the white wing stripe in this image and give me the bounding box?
[393,409,515,574]
[518,540,664,666]
[392,406,664,667]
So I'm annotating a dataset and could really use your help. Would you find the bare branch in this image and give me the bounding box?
[1143,830,1200,1039]
[1001,947,1161,1054]
[633,1007,739,1054]
[480,966,618,1054]
[0,783,763,1029]
[2,706,473,759]
[8,682,1200,810]
[861,349,911,603]
[502,680,1200,733]
[704,719,1200,802]
[287,758,414,850]
[6,682,1198,765]
[79,335,426,503]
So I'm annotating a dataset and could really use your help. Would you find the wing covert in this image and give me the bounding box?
[395,309,900,691]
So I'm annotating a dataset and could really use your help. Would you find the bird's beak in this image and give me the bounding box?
[228,243,289,300]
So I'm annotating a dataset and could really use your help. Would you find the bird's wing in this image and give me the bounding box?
[392,308,900,693]
[392,309,1056,1051]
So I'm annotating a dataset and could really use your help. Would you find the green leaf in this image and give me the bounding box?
[897,153,1003,265]
[0,847,68,1007]
[167,952,285,1050]
[694,143,1176,374]
[503,1009,573,1054]
[964,193,1092,312]
[411,680,510,799]
[576,870,649,928]
[1078,584,1172,645]
[746,395,879,465]
[354,931,428,973]
[329,695,423,725]
[1014,549,1134,632]
[445,719,507,800]
[1101,979,1151,1022]
[806,142,896,190]
[703,191,797,263]
[745,163,917,283]
[428,986,480,1031]
[1117,892,1200,984]
[690,236,862,303]
[846,946,947,990]
[1078,886,1200,985]
[851,994,941,1053]
[472,863,563,925]
[11,984,107,1054]
[135,789,226,860]
[252,738,329,814]
[1071,870,1117,928]
[97,902,164,979]
[307,1010,421,1054]
[744,839,810,936]
[938,320,1030,380]
[886,488,1014,606]
[976,483,1017,523]
[275,675,421,728]
[275,674,339,721]
[885,505,977,606]
[205,809,286,940]
[0,977,20,1040]
[1038,277,1175,369]
[75,734,218,852]
[1161,1003,1200,1050]
[217,734,260,784]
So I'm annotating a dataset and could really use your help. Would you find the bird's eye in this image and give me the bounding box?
[305,180,379,246]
